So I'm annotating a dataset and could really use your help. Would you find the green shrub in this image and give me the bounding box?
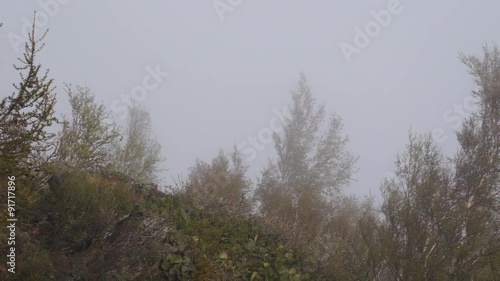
[155,193,313,280]
[43,170,137,250]
[13,248,57,281]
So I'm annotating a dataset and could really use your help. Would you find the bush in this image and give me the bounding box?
[42,169,137,251]
[156,191,313,280]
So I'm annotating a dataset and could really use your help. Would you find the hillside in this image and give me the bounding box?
[1,168,315,280]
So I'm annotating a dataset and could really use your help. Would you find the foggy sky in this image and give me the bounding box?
[1,1,499,201]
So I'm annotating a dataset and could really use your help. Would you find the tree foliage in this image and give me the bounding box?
[255,72,357,236]
[186,147,252,213]
[0,16,57,177]
[57,84,120,169]
[450,44,500,279]
[111,102,164,183]
[379,44,500,280]
[380,132,455,280]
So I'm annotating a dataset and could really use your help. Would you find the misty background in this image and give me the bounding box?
[1,1,498,201]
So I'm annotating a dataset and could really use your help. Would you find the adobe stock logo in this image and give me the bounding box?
[339,0,409,64]
[213,0,244,21]
[237,107,291,163]
[432,94,479,144]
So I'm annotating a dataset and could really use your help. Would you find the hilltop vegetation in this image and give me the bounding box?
[2,167,315,280]
[1,17,500,280]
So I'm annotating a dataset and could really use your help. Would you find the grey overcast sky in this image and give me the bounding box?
[1,1,499,200]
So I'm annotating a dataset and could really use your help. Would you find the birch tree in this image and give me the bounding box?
[111,102,164,183]
[57,84,120,169]
[186,148,251,212]
[380,132,454,280]
[379,45,500,280]
[449,44,500,279]
[255,72,357,236]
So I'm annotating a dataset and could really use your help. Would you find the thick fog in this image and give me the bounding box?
[1,1,498,199]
